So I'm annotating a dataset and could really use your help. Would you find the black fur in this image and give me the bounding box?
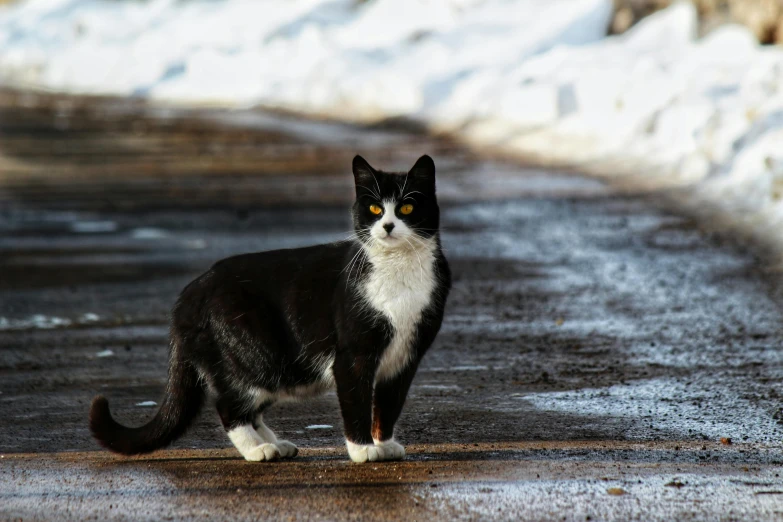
[89,154,451,456]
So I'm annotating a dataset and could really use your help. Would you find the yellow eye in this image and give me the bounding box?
[369,204,383,215]
[399,204,414,215]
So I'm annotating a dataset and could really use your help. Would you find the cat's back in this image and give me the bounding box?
[176,240,355,308]
[217,241,349,274]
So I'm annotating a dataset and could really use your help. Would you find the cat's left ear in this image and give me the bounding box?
[409,155,436,191]
[353,155,378,197]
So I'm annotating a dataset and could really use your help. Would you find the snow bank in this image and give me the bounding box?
[0,0,611,114]
[1,0,782,256]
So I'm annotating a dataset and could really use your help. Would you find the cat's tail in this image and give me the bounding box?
[89,337,204,455]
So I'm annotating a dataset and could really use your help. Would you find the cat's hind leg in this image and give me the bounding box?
[226,424,283,462]
[217,393,287,462]
[254,412,298,458]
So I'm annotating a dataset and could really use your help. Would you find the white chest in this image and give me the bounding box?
[360,239,438,382]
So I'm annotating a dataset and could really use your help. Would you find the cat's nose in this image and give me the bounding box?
[383,223,395,234]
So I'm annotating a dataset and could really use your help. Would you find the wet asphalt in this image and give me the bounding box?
[1,89,782,521]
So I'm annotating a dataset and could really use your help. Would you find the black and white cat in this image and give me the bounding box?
[90,155,451,463]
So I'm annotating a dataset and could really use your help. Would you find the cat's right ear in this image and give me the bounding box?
[408,154,436,192]
[352,155,377,197]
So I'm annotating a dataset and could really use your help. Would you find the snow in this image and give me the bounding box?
[1,0,783,254]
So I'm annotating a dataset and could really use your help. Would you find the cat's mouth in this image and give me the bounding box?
[377,233,403,246]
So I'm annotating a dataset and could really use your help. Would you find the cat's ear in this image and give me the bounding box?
[409,155,436,191]
[352,155,377,197]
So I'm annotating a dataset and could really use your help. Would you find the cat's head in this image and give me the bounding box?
[351,155,439,249]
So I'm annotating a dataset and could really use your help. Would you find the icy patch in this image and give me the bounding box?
[184,239,207,249]
[135,401,157,407]
[0,315,71,330]
[523,378,782,442]
[130,227,168,239]
[69,221,117,234]
[416,384,462,390]
[424,365,489,372]
[0,313,105,330]
[95,349,114,358]
[305,424,333,430]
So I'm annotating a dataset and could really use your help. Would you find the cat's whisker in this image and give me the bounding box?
[399,170,410,200]
[403,236,425,284]
[348,251,366,284]
[363,181,382,201]
[337,234,358,242]
[341,249,362,275]
[359,185,382,201]
[370,172,383,202]
[337,235,361,244]
[402,190,425,200]
[348,236,376,286]
[341,247,365,282]
[356,245,370,285]
[406,234,430,249]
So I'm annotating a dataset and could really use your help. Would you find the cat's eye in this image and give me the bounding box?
[369,204,383,215]
[399,204,414,215]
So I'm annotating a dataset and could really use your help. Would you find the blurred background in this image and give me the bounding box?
[1,0,782,245]
[2,1,783,520]
[612,0,783,41]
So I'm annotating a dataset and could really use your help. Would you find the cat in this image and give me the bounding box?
[90,154,451,463]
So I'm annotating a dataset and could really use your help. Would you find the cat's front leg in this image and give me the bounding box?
[333,352,393,463]
[369,362,419,461]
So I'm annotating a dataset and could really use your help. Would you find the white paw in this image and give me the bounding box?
[243,443,282,462]
[275,440,299,459]
[345,441,380,463]
[346,439,405,463]
[375,439,405,460]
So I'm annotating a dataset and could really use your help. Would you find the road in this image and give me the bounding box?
[1,89,782,521]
